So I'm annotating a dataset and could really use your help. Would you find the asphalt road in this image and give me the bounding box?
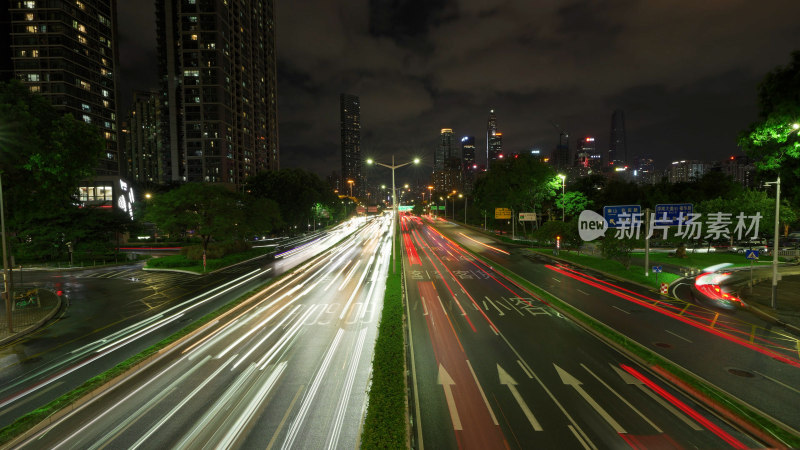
[0,222,365,430]
[403,216,760,449]
[11,215,391,448]
[431,219,800,442]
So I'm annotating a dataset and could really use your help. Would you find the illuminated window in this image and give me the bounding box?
[82,114,91,123]
[80,80,91,90]
[103,100,109,108]
[31,49,39,57]
[29,85,40,93]
[104,131,112,139]
[191,34,198,41]
[78,35,87,44]
[25,13,33,20]
[184,69,199,77]
[24,1,35,8]
[26,73,39,81]
[76,1,86,10]
[189,16,197,22]
[102,89,109,97]
[26,25,37,33]
[81,103,90,111]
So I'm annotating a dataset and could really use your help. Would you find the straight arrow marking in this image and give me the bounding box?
[438,364,462,430]
[498,364,543,431]
[554,364,625,433]
[581,364,661,433]
[611,364,700,431]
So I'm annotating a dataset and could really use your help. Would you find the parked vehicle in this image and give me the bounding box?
[729,239,769,255]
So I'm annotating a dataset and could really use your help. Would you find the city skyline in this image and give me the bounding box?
[114,1,800,186]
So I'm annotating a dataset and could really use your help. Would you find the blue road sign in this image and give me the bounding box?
[654,203,693,226]
[745,250,759,260]
[603,205,641,229]
[652,265,663,273]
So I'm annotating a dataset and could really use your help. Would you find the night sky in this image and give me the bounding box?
[117,1,800,186]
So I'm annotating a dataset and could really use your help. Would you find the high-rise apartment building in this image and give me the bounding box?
[575,136,601,170]
[609,109,627,167]
[123,90,161,186]
[433,128,460,192]
[461,136,476,193]
[552,131,570,170]
[157,0,278,186]
[340,93,361,196]
[487,109,503,165]
[1,0,121,175]
[669,160,709,183]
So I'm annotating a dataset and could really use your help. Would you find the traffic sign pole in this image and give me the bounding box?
[644,208,650,277]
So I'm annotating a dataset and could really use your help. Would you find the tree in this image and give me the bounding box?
[145,183,250,255]
[555,191,592,219]
[739,51,800,205]
[697,190,798,238]
[0,80,104,228]
[246,169,338,232]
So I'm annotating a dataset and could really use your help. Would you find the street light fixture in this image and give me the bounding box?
[558,174,566,222]
[764,122,800,310]
[347,179,354,198]
[366,156,420,272]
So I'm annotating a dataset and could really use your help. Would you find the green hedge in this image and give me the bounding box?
[361,232,407,449]
[145,247,272,273]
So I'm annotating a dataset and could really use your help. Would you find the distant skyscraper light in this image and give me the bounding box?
[340,93,361,196]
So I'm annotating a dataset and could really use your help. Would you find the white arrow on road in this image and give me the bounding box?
[554,364,625,433]
[611,364,701,430]
[438,364,462,430]
[498,364,543,431]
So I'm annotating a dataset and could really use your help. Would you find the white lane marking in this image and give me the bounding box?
[665,329,693,343]
[498,364,542,431]
[324,260,351,291]
[568,425,592,450]
[611,305,630,315]
[421,296,429,316]
[338,256,374,320]
[282,329,345,449]
[576,289,590,296]
[485,296,505,316]
[551,277,562,283]
[438,364,462,430]
[516,360,533,379]
[326,328,369,449]
[754,371,800,396]
[467,360,498,426]
[610,364,701,430]
[580,363,662,432]
[554,364,625,434]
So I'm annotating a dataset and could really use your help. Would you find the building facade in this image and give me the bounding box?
[433,128,460,193]
[486,109,503,165]
[669,159,709,183]
[157,0,279,187]
[609,109,627,167]
[123,90,161,187]
[461,135,476,194]
[340,93,361,196]
[2,0,121,175]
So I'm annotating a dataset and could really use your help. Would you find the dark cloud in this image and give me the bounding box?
[116,0,800,186]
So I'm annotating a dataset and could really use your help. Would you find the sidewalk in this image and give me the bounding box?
[0,288,61,345]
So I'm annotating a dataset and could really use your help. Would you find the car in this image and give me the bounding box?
[691,263,745,310]
[730,239,769,254]
[677,240,717,253]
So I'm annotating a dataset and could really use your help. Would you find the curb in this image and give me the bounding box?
[0,290,62,347]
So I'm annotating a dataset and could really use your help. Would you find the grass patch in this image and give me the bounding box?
[531,248,680,290]
[361,231,407,449]
[638,251,784,269]
[145,247,272,273]
[465,243,798,447]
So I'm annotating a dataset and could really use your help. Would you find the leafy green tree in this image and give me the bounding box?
[473,154,557,229]
[556,191,592,219]
[739,51,800,204]
[145,183,258,255]
[0,80,104,228]
[246,169,338,232]
[600,236,636,269]
[697,190,798,238]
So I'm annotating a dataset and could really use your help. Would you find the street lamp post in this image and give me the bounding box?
[766,176,781,309]
[558,174,566,222]
[460,193,466,224]
[427,185,433,216]
[347,179,354,198]
[366,156,420,273]
[0,172,12,333]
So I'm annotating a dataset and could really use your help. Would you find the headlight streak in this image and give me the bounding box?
[173,359,257,450]
[232,304,302,369]
[326,328,368,449]
[338,254,375,321]
[39,352,207,450]
[92,313,185,355]
[338,260,361,291]
[256,305,320,370]
[216,361,288,449]
[84,354,213,450]
[281,328,345,450]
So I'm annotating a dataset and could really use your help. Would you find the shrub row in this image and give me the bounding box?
[361,232,407,449]
[181,240,251,260]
